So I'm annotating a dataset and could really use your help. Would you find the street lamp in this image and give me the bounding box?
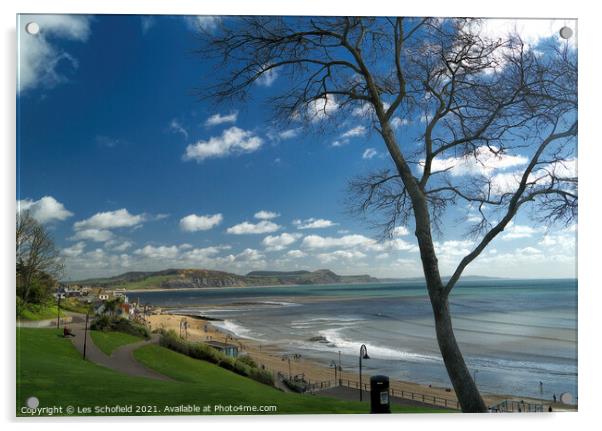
[330,360,338,384]
[83,312,90,359]
[359,344,370,401]
[338,350,342,386]
[56,293,62,329]
[281,355,292,379]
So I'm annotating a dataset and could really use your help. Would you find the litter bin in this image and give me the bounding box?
[370,375,391,413]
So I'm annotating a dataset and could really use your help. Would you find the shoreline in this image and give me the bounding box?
[147,312,573,410]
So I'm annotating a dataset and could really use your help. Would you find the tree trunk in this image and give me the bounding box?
[376,108,488,413]
[430,292,488,412]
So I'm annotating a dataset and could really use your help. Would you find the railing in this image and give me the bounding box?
[303,378,460,410]
[490,400,544,412]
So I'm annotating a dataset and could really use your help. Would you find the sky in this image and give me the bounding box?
[16,15,577,280]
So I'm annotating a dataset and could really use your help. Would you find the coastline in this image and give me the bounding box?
[147,312,569,410]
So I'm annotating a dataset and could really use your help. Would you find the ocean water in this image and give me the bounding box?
[135,279,577,401]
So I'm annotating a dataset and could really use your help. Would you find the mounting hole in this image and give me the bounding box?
[26,396,39,409]
[25,22,40,35]
[559,26,573,40]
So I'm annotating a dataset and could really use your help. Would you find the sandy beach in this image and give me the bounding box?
[147,313,566,409]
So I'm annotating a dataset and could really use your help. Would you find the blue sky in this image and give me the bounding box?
[16,15,577,280]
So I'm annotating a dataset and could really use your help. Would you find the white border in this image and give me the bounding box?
[2,1,599,430]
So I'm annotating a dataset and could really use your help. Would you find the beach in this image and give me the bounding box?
[147,309,572,409]
[136,279,577,407]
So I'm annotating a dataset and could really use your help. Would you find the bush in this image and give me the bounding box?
[90,316,150,339]
[237,354,258,368]
[158,330,274,387]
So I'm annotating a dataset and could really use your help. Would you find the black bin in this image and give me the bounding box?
[370,375,391,413]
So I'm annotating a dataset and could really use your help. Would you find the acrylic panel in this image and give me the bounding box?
[16,15,577,416]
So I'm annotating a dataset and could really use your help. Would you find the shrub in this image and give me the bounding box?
[237,354,258,368]
[158,331,274,387]
[90,316,149,339]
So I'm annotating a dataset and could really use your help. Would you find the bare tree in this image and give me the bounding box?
[195,17,577,412]
[16,211,64,302]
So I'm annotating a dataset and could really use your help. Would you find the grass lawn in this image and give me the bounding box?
[17,303,64,321]
[134,344,450,414]
[114,274,175,290]
[90,331,143,355]
[16,328,448,416]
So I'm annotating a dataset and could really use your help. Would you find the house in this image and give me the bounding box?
[98,293,110,301]
[205,341,239,358]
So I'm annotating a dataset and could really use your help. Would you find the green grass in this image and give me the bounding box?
[134,344,450,414]
[90,331,142,355]
[113,275,175,290]
[59,298,93,314]
[16,328,447,416]
[17,303,64,321]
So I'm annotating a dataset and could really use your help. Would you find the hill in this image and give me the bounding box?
[74,268,378,290]
[18,328,441,415]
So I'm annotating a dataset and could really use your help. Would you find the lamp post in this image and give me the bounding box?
[281,355,292,379]
[338,350,342,386]
[359,344,370,401]
[83,312,90,359]
[330,360,338,384]
[56,293,62,329]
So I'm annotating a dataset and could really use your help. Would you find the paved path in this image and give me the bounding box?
[315,386,447,409]
[67,316,172,381]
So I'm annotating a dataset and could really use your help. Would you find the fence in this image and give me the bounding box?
[490,400,544,412]
[304,378,461,410]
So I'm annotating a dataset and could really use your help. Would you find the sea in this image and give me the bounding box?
[134,278,577,401]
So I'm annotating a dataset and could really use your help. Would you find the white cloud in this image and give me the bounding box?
[316,250,367,263]
[340,126,367,139]
[307,96,339,122]
[184,16,222,33]
[71,228,114,243]
[262,233,302,251]
[278,128,300,140]
[18,15,92,93]
[293,218,337,230]
[392,226,410,236]
[134,245,180,259]
[331,139,349,147]
[182,245,229,261]
[469,19,576,51]
[434,239,474,258]
[391,117,409,129]
[183,127,263,161]
[17,196,73,223]
[235,248,265,262]
[61,241,86,258]
[205,112,238,127]
[301,234,374,249]
[169,119,188,140]
[140,16,155,34]
[491,158,577,195]
[501,223,541,240]
[362,148,378,159]
[74,208,144,231]
[179,213,223,232]
[424,146,528,177]
[256,65,279,87]
[286,249,307,258]
[254,210,280,220]
[111,241,133,252]
[301,233,416,254]
[227,220,281,235]
[352,103,373,117]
